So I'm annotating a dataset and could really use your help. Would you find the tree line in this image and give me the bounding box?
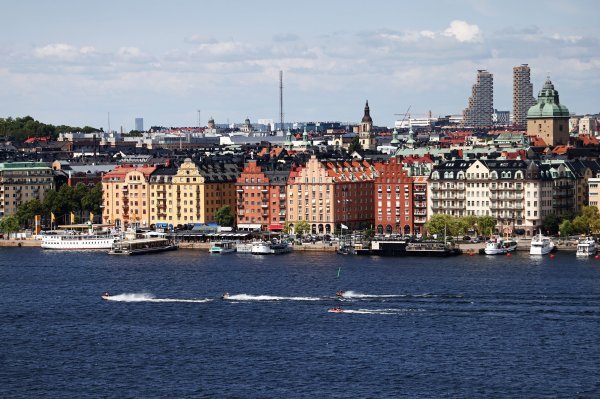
[0,116,100,141]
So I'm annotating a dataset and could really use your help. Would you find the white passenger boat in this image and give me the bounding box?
[236,242,254,253]
[484,237,518,255]
[108,237,178,255]
[576,237,597,256]
[41,228,121,250]
[529,231,555,255]
[209,240,237,254]
[251,241,292,255]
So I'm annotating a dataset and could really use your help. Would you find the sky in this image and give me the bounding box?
[0,0,598,130]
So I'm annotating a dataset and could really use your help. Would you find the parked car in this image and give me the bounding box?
[462,236,471,241]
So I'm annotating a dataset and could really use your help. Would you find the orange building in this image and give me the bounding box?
[102,164,157,229]
[236,160,290,231]
[287,155,375,235]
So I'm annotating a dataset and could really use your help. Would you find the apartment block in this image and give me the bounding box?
[462,70,494,128]
[0,162,55,217]
[512,64,536,128]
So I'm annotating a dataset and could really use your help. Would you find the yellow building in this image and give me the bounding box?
[101,165,157,229]
[148,158,239,227]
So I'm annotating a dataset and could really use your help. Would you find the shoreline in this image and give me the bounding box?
[0,238,579,253]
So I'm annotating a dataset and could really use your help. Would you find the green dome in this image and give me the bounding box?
[527,78,569,118]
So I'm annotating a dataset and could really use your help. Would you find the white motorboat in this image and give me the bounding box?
[484,237,518,255]
[576,237,597,256]
[209,241,237,254]
[529,231,555,255]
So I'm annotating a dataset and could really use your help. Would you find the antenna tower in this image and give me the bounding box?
[279,70,284,132]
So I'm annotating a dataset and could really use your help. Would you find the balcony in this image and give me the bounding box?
[261,203,269,208]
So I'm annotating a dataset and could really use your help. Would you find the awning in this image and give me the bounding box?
[269,224,284,231]
[237,224,262,230]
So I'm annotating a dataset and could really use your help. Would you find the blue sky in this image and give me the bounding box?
[0,0,598,130]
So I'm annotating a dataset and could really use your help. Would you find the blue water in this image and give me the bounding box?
[2,249,600,398]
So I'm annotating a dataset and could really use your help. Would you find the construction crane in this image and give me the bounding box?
[394,105,411,129]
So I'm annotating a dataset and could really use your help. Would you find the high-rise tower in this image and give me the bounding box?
[512,64,536,128]
[462,70,493,128]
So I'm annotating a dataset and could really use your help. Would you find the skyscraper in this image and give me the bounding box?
[512,64,536,128]
[462,70,493,128]
[135,117,144,132]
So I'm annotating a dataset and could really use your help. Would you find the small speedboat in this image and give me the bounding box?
[221,292,230,300]
[336,290,345,298]
[328,307,344,313]
[101,292,111,300]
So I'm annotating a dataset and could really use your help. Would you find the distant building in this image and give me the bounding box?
[462,70,493,128]
[0,162,54,217]
[527,78,570,146]
[512,64,536,128]
[135,118,144,132]
[493,110,510,126]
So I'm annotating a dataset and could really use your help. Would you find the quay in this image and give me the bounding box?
[0,237,579,253]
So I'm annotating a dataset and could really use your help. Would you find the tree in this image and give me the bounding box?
[214,205,234,227]
[558,220,575,237]
[542,214,561,235]
[424,214,454,238]
[294,220,310,236]
[477,216,497,236]
[0,215,20,234]
[347,135,361,153]
[15,199,43,228]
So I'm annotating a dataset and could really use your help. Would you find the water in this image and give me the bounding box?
[2,249,600,398]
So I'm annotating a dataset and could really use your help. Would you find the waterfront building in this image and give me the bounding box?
[358,101,377,151]
[527,78,570,146]
[102,164,157,228]
[429,159,556,236]
[588,177,600,211]
[236,160,290,231]
[0,162,55,217]
[373,157,421,236]
[462,70,494,128]
[512,64,536,128]
[286,155,376,235]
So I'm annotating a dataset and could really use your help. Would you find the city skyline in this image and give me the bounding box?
[0,0,598,130]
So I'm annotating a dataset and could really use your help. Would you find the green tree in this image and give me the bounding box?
[558,219,575,237]
[542,214,562,235]
[424,214,454,238]
[572,206,600,234]
[294,220,310,236]
[214,205,234,227]
[347,135,361,153]
[477,216,497,236]
[0,215,20,234]
[15,199,43,228]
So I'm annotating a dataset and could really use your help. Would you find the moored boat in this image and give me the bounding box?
[41,228,121,250]
[405,240,462,257]
[484,237,518,255]
[530,231,555,255]
[209,240,237,254]
[108,237,178,255]
[576,237,597,256]
[251,241,292,255]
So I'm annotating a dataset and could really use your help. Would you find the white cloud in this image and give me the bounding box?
[33,43,97,60]
[443,20,483,43]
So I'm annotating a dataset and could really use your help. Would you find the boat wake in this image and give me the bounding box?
[223,294,322,302]
[102,293,213,303]
[340,290,406,299]
[339,308,426,315]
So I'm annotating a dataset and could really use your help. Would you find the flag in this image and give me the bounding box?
[89,212,94,223]
[341,224,349,230]
[51,212,55,223]
[70,212,75,224]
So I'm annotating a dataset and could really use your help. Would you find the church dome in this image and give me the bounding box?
[527,78,570,118]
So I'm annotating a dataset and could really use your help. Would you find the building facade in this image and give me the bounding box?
[0,162,55,218]
[236,160,290,231]
[102,164,157,228]
[286,155,375,235]
[462,70,494,128]
[373,157,417,236]
[512,64,536,128]
[527,78,570,146]
[358,101,377,151]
